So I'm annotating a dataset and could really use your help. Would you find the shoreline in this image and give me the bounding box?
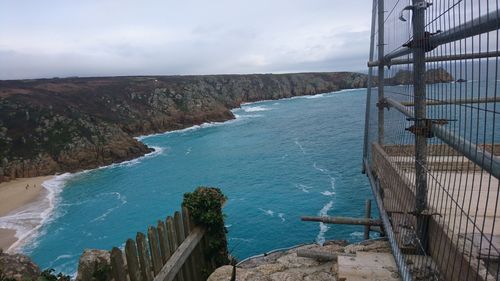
[0,176,53,251]
[0,87,365,253]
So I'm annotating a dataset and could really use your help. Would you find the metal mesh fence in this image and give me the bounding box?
[363,1,500,280]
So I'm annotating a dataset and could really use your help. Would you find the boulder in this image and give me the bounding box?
[0,250,41,281]
[75,249,112,281]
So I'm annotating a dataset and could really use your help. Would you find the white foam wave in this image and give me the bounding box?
[305,94,325,99]
[1,174,71,252]
[296,183,313,193]
[329,176,336,190]
[316,201,333,246]
[278,213,286,222]
[242,105,272,112]
[136,121,228,141]
[229,237,254,243]
[350,231,364,239]
[2,145,163,252]
[321,191,336,196]
[90,192,127,222]
[295,140,306,154]
[258,208,274,217]
[313,162,329,173]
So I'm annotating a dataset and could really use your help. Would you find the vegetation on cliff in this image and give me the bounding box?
[0,72,367,182]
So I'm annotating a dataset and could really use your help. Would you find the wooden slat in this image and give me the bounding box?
[137,232,154,281]
[157,220,171,264]
[153,227,205,281]
[182,207,199,281]
[110,247,127,281]
[166,216,183,281]
[174,211,191,281]
[125,239,142,281]
[148,226,163,275]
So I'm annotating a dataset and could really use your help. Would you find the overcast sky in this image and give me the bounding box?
[0,0,372,79]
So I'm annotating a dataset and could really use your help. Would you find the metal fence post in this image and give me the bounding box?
[411,0,429,252]
[362,0,378,173]
[377,0,385,144]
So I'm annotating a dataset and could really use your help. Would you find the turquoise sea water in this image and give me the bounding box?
[21,89,374,274]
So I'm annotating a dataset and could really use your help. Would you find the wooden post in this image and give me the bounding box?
[364,199,372,240]
[301,216,382,226]
[157,220,172,264]
[174,211,191,281]
[181,207,198,281]
[137,232,154,281]
[125,239,142,281]
[151,227,205,281]
[167,216,183,281]
[148,226,163,275]
[296,249,340,261]
[110,247,127,281]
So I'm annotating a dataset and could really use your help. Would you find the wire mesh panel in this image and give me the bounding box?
[364,1,500,280]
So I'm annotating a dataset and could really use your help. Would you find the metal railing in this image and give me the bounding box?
[363,0,500,280]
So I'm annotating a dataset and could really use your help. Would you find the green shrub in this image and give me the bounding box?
[183,187,230,268]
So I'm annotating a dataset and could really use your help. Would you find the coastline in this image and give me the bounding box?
[0,176,53,251]
[0,87,365,253]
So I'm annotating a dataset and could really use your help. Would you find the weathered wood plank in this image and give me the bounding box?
[152,227,205,281]
[364,199,372,240]
[296,249,341,261]
[157,220,171,264]
[166,216,183,281]
[137,232,154,281]
[182,207,199,281]
[125,239,142,281]
[301,216,382,226]
[174,211,191,281]
[148,226,163,275]
[110,247,127,281]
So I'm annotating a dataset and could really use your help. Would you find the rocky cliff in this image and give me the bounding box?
[386,67,454,84]
[0,72,368,182]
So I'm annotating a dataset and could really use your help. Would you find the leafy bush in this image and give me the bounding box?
[37,269,71,281]
[183,187,230,267]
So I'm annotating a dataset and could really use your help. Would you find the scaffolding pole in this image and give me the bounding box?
[411,0,429,252]
[377,0,385,144]
[362,0,378,172]
[368,51,500,67]
[385,97,500,180]
[382,9,500,64]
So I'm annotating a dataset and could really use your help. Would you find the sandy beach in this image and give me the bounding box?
[0,176,53,251]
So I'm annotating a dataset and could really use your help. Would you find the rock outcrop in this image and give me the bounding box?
[207,239,391,281]
[0,72,368,182]
[385,67,454,85]
[75,249,111,281]
[0,250,41,281]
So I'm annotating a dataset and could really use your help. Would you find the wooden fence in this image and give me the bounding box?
[108,206,215,281]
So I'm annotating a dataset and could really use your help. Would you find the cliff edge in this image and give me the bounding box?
[0,72,367,182]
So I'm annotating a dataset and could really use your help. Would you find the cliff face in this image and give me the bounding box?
[0,72,367,182]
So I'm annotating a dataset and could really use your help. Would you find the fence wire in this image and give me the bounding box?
[364,1,500,280]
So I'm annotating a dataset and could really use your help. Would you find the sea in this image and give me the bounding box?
[2,88,375,275]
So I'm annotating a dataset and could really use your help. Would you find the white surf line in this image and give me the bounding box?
[278,213,286,222]
[294,140,306,154]
[4,146,165,253]
[258,208,275,217]
[316,201,333,246]
[296,183,313,193]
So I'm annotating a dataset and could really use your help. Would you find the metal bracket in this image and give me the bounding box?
[399,2,433,22]
[376,99,390,110]
[405,118,454,138]
[402,30,442,52]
